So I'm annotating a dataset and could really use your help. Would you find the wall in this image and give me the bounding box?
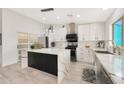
[0,9,2,65]
[0,9,2,33]
[2,9,43,66]
[48,24,67,48]
[105,8,124,40]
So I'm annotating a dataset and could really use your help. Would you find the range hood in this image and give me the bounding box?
[67,23,78,34]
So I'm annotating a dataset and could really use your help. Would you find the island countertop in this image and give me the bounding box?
[28,48,70,55]
[96,52,124,84]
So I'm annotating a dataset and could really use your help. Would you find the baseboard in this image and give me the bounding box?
[1,61,17,67]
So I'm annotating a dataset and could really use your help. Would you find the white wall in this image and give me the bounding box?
[0,9,2,33]
[48,25,67,48]
[0,9,2,65]
[2,9,43,66]
[105,8,124,40]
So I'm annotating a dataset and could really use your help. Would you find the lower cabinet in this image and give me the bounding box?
[21,57,28,68]
[95,55,113,84]
[77,48,94,64]
[28,52,57,76]
[100,67,113,84]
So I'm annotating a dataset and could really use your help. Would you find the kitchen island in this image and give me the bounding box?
[28,48,70,83]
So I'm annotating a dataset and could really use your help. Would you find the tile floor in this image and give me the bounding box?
[61,61,94,84]
[0,63,57,84]
[0,61,94,84]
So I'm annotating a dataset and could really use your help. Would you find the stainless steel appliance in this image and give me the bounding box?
[65,23,78,62]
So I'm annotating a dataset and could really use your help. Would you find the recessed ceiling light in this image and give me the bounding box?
[76,14,80,18]
[57,16,60,19]
[103,8,108,10]
[42,17,46,20]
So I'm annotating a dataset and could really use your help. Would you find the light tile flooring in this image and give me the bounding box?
[0,63,57,84]
[61,61,94,84]
[0,61,94,84]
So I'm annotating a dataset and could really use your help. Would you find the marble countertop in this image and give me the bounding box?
[28,48,70,83]
[93,48,107,51]
[28,48,70,55]
[96,52,124,83]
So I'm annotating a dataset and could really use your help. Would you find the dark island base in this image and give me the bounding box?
[28,52,58,76]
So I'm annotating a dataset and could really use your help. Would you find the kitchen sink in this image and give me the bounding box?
[95,50,114,55]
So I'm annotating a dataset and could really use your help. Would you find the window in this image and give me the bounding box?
[113,18,123,47]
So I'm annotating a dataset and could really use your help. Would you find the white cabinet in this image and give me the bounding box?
[20,49,28,68]
[90,23,104,40]
[78,23,105,41]
[77,48,94,64]
[78,24,90,41]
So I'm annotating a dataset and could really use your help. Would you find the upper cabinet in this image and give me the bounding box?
[78,24,90,41]
[48,23,105,43]
[78,23,105,41]
[90,23,105,40]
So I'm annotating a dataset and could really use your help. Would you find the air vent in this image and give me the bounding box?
[67,14,73,18]
[41,8,54,12]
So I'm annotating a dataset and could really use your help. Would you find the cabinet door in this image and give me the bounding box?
[100,66,113,84]
[90,24,97,40]
[77,49,94,64]
[78,25,90,41]
[96,23,104,40]
[78,23,104,41]
[28,52,57,76]
[45,54,57,76]
[90,23,104,40]
[28,52,46,71]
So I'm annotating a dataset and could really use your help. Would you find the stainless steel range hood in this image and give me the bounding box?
[67,23,78,34]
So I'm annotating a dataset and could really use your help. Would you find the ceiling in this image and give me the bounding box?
[10,8,115,24]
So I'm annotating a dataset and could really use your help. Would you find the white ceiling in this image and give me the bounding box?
[10,8,115,24]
